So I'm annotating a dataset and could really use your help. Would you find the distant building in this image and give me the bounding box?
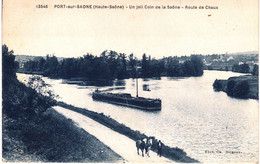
[227,56,234,62]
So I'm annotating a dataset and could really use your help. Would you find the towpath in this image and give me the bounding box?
[53,106,173,163]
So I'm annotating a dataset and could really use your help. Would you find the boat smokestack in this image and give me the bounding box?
[136,78,138,97]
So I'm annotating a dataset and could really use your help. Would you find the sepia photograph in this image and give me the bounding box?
[2,0,259,163]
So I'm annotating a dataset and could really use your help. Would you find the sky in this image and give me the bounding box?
[2,0,259,59]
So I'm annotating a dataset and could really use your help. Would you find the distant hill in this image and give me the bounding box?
[15,55,65,68]
[15,55,64,62]
[229,51,258,55]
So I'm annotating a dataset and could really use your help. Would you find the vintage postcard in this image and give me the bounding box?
[2,0,259,163]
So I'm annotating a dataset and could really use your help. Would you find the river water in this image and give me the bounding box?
[17,70,258,162]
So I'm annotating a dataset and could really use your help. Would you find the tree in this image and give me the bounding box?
[190,55,204,76]
[78,54,95,78]
[38,57,46,71]
[232,64,239,72]
[213,79,222,91]
[183,60,195,76]
[59,58,77,78]
[117,53,128,79]
[166,57,181,76]
[141,53,150,77]
[128,53,137,77]
[27,75,59,100]
[252,64,258,76]
[107,50,119,78]
[2,44,17,83]
[232,63,250,73]
[92,57,111,79]
[226,80,236,96]
[44,55,59,77]
[226,80,249,98]
[149,59,165,77]
[232,81,249,98]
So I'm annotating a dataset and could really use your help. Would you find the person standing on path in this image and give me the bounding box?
[157,140,162,157]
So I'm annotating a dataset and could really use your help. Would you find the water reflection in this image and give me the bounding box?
[153,77,161,80]
[62,79,114,86]
[142,78,151,81]
[143,77,161,81]
[143,84,151,91]
[103,87,126,92]
[113,79,126,86]
[167,77,185,81]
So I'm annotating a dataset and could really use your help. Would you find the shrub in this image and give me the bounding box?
[226,80,249,98]
[226,80,236,96]
[213,79,222,91]
[232,81,249,98]
[252,64,259,76]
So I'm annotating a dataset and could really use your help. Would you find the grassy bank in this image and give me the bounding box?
[2,77,122,162]
[3,107,123,162]
[57,101,199,163]
[213,75,258,99]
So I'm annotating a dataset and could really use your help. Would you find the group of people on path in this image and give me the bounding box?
[136,138,163,157]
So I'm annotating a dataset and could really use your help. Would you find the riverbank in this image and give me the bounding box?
[57,101,199,163]
[2,75,123,162]
[17,70,44,75]
[3,107,123,162]
[54,106,173,163]
[213,75,258,99]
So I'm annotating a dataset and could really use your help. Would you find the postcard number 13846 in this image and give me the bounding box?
[36,4,48,9]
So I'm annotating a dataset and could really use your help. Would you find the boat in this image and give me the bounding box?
[92,76,161,111]
[92,90,161,111]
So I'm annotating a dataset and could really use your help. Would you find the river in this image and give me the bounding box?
[17,70,258,162]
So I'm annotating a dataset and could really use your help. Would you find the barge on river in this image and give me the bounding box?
[92,90,161,111]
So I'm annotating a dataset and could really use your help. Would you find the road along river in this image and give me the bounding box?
[53,106,173,163]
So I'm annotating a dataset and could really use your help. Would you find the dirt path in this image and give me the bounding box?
[54,106,173,163]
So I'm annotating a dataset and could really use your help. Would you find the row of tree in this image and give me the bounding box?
[232,63,250,73]
[22,50,204,80]
[232,63,259,76]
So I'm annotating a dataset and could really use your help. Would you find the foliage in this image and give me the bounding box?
[2,45,19,84]
[26,75,59,100]
[44,55,59,77]
[226,80,236,96]
[232,63,250,73]
[128,53,137,77]
[252,64,258,76]
[165,55,203,77]
[166,57,181,76]
[190,55,204,76]
[141,54,150,77]
[233,81,249,98]
[2,45,56,118]
[213,79,222,91]
[22,50,204,79]
[226,80,249,98]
